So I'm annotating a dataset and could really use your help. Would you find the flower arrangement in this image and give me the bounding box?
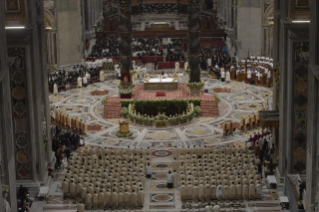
[120,99,201,107]
[116,131,133,138]
[214,93,221,102]
[194,106,202,115]
[129,69,136,75]
[118,82,135,94]
[121,107,128,117]
[185,67,191,73]
[187,81,204,87]
[101,96,108,105]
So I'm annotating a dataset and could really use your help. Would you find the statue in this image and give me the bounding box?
[122,76,129,89]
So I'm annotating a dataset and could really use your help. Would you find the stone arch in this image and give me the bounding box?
[44,9,56,30]
[264,4,274,26]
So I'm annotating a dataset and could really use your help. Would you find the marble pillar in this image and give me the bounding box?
[6,0,51,188]
[187,0,201,83]
[0,2,18,211]
[119,0,132,75]
[306,0,319,210]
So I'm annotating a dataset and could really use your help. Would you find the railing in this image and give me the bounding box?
[284,176,305,212]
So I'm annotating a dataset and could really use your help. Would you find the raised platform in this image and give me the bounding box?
[103,84,219,119]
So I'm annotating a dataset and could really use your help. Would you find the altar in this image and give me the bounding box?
[144,77,178,91]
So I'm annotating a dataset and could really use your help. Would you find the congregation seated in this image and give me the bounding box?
[48,65,100,93]
[201,47,233,71]
[64,147,151,211]
[232,55,273,85]
[17,185,31,212]
[132,37,163,57]
[165,38,185,62]
[171,145,263,204]
[90,37,119,58]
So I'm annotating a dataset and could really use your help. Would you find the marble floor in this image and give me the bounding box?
[31,70,282,211]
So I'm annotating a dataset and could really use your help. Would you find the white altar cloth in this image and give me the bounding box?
[145,78,175,83]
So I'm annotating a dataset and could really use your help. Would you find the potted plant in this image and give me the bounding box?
[168,117,178,126]
[101,96,108,105]
[180,115,188,124]
[187,82,204,96]
[214,93,221,102]
[194,106,202,117]
[121,107,128,118]
[136,116,143,125]
[189,111,195,121]
[145,117,154,126]
[158,114,166,120]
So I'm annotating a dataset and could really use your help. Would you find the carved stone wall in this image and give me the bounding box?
[289,0,310,21]
[7,48,33,180]
[291,42,309,174]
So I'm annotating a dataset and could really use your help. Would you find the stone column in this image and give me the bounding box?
[119,0,132,75]
[306,0,319,210]
[0,2,18,211]
[6,0,50,188]
[39,0,54,164]
[188,0,201,83]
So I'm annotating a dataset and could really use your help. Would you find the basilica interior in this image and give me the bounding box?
[0,0,317,212]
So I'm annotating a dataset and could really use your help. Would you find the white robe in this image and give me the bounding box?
[225,71,230,82]
[167,173,173,183]
[255,183,262,198]
[221,71,225,79]
[205,205,213,212]
[175,62,180,72]
[99,71,105,81]
[53,83,58,94]
[213,205,221,212]
[247,71,252,79]
[216,185,223,199]
[77,77,82,87]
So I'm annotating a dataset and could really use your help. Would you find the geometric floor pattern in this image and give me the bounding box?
[30,70,281,211]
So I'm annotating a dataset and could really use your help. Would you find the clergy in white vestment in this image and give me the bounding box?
[216,185,223,200]
[213,205,221,212]
[247,70,252,83]
[99,70,105,81]
[53,83,58,94]
[255,181,262,198]
[207,58,212,69]
[77,76,82,88]
[204,81,209,93]
[220,69,225,82]
[225,70,230,83]
[205,204,213,212]
[82,76,88,87]
[167,170,173,188]
[175,62,180,72]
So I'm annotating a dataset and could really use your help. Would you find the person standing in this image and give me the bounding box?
[146,163,152,178]
[220,67,225,82]
[154,59,158,70]
[247,69,252,84]
[225,70,230,83]
[167,170,173,189]
[64,148,71,163]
